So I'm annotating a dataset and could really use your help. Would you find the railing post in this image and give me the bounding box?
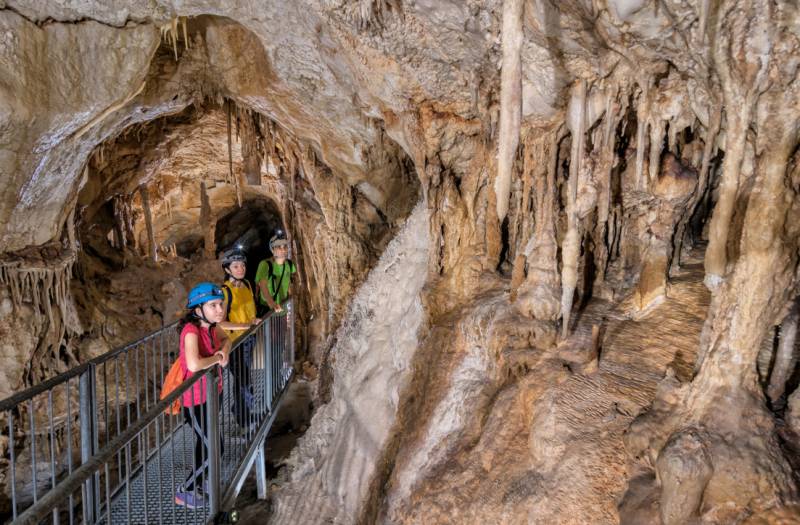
[265,320,273,412]
[79,364,99,523]
[255,443,267,500]
[206,369,221,518]
[287,300,295,382]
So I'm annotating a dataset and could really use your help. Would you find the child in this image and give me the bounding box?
[174,283,230,510]
[255,230,297,315]
[218,248,261,431]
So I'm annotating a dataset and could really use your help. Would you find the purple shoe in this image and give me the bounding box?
[175,489,205,509]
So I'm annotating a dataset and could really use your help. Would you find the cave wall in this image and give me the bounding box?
[2,1,800,524]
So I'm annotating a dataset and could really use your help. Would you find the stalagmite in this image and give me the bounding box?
[767,301,799,404]
[139,186,158,264]
[494,0,523,222]
[656,430,714,525]
[516,128,561,321]
[561,80,586,338]
[634,81,651,190]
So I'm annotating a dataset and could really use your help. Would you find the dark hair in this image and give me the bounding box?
[176,309,201,335]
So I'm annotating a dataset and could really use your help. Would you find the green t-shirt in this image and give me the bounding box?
[255,258,296,306]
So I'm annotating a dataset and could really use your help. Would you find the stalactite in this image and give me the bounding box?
[225,99,243,206]
[66,206,76,250]
[139,186,158,264]
[634,79,652,190]
[0,252,76,336]
[767,301,799,404]
[200,181,215,258]
[698,0,711,43]
[494,0,524,222]
[113,195,127,250]
[694,86,798,391]
[648,118,665,186]
[159,17,188,60]
[560,81,586,338]
[593,86,624,284]
[241,109,264,185]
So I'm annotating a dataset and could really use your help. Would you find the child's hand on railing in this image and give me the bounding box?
[215,350,229,368]
[251,318,262,326]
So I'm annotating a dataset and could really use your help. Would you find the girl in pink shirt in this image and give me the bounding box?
[175,283,230,510]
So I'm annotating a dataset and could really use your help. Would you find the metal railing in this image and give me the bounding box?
[2,301,295,524]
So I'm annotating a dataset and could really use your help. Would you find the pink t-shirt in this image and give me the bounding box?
[179,323,223,407]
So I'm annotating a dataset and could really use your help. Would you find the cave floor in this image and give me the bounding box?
[526,248,710,521]
[391,248,711,524]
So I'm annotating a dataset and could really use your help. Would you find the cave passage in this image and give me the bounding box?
[214,196,284,284]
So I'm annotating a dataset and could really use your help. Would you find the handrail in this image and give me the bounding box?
[5,299,296,524]
[0,321,178,412]
[12,368,212,525]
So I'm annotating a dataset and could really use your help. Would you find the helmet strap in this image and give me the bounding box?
[194,304,217,328]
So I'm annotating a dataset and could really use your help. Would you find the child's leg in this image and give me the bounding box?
[182,403,209,492]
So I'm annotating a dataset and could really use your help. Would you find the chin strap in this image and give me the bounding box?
[193,307,217,329]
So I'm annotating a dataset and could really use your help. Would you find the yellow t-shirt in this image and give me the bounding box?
[223,280,257,341]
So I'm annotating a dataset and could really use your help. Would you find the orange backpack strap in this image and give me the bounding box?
[160,358,185,415]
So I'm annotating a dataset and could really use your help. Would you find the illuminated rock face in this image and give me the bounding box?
[3,1,800,523]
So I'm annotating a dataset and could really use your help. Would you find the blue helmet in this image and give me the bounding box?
[186,282,224,309]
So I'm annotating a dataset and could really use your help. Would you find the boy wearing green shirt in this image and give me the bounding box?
[255,232,297,314]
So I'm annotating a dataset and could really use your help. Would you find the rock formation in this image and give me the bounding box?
[2,1,800,523]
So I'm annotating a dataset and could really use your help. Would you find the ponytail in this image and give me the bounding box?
[176,310,201,335]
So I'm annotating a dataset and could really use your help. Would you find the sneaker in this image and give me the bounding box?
[175,489,205,509]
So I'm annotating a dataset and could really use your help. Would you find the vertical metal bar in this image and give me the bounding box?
[115,357,123,482]
[104,462,111,522]
[125,441,132,525]
[134,346,144,470]
[155,414,163,525]
[65,379,74,523]
[91,364,101,519]
[289,300,296,380]
[169,404,177,525]
[255,444,267,500]
[8,409,17,520]
[143,341,149,412]
[80,366,97,523]
[29,398,38,504]
[265,321,273,411]
[143,420,150,525]
[126,349,133,432]
[207,370,221,519]
[48,390,59,525]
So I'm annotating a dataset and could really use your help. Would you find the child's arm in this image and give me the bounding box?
[183,332,224,372]
[257,280,282,312]
[215,326,232,367]
[217,321,253,331]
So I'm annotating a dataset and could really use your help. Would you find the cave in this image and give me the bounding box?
[214,196,283,282]
[2,1,800,524]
